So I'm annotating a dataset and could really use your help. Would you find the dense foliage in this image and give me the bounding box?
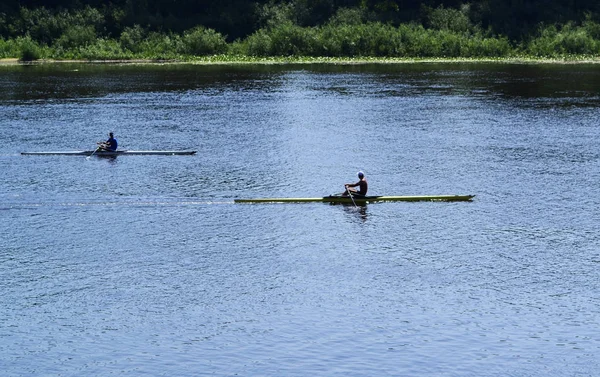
[1,0,600,60]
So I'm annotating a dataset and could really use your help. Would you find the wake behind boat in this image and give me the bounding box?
[21,150,197,156]
[235,194,475,204]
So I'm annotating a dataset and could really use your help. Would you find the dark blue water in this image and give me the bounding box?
[1,62,600,376]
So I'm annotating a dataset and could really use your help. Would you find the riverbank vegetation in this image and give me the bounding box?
[1,1,600,61]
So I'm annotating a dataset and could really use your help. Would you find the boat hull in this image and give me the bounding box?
[235,195,475,204]
[21,150,197,156]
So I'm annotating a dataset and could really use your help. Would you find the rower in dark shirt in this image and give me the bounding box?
[344,171,368,196]
[98,132,118,151]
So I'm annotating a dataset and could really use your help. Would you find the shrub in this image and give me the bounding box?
[317,22,405,57]
[54,25,97,50]
[179,26,228,56]
[472,35,512,57]
[120,25,147,53]
[138,32,181,59]
[526,22,600,57]
[437,30,463,57]
[79,38,131,60]
[227,40,247,56]
[268,21,318,56]
[244,21,317,56]
[242,29,273,56]
[0,38,14,58]
[17,36,42,61]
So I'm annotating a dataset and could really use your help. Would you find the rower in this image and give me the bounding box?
[98,132,118,151]
[343,171,368,196]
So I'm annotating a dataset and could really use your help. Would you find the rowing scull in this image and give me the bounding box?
[21,150,197,156]
[235,194,475,204]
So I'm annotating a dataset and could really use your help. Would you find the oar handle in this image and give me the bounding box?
[87,145,102,159]
[345,184,358,207]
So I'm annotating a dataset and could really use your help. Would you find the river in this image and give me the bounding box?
[1,62,599,376]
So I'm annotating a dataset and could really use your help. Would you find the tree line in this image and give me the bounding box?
[1,0,600,60]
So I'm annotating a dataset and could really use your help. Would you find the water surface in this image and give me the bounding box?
[1,62,599,376]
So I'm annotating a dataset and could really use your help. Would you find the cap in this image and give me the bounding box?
[357,171,364,178]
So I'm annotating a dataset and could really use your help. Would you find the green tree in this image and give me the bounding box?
[426,5,473,33]
[55,25,98,49]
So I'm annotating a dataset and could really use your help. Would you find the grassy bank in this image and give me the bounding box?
[2,20,600,63]
[3,56,600,66]
[2,3,600,63]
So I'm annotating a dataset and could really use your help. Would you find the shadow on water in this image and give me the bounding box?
[337,203,369,222]
[1,63,600,106]
[94,155,118,163]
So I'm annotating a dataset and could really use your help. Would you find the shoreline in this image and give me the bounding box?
[2,56,600,66]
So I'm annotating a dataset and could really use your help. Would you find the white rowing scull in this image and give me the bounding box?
[21,150,197,156]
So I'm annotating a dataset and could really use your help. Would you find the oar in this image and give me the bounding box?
[346,185,358,208]
[86,145,101,160]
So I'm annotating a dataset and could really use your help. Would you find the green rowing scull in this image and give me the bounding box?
[21,150,197,156]
[235,194,475,204]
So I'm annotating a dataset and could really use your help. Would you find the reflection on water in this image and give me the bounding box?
[1,62,600,376]
[337,203,369,222]
[2,62,600,104]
